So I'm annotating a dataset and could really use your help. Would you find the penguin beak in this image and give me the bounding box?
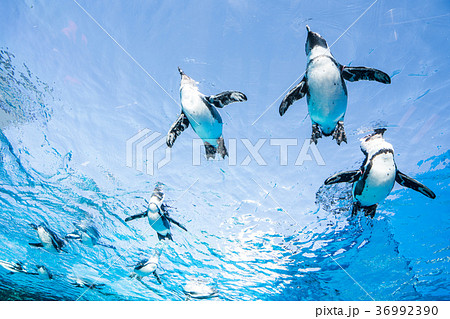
[374,128,387,136]
[305,26,328,54]
[362,128,387,141]
[178,66,185,77]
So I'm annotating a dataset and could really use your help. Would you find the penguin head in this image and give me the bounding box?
[361,128,387,142]
[305,25,328,56]
[178,66,198,89]
[360,128,392,155]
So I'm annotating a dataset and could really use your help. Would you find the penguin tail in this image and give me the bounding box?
[153,271,162,285]
[97,242,116,250]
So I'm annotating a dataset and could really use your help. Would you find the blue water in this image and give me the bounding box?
[0,0,449,301]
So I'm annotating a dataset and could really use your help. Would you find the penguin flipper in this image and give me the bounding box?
[395,171,436,199]
[166,112,190,147]
[97,241,116,250]
[165,215,188,232]
[65,233,81,240]
[204,142,217,160]
[205,91,247,108]
[29,243,44,248]
[153,271,162,284]
[125,211,148,222]
[279,77,307,116]
[342,66,391,84]
[325,170,361,185]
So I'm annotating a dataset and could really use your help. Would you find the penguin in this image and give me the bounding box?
[0,260,28,274]
[324,128,436,217]
[166,67,247,159]
[29,223,66,252]
[66,223,116,250]
[130,253,162,285]
[125,183,187,241]
[0,260,42,276]
[279,26,391,145]
[183,280,219,300]
[36,265,53,280]
[71,277,105,289]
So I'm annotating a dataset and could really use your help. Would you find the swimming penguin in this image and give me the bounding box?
[0,260,28,274]
[0,260,42,276]
[125,184,187,241]
[279,26,391,145]
[130,253,162,285]
[166,67,247,159]
[324,129,436,217]
[36,265,53,280]
[71,277,105,289]
[183,280,219,300]
[29,223,66,252]
[66,223,116,249]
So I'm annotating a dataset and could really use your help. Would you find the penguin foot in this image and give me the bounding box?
[166,132,176,148]
[332,121,347,145]
[310,124,322,144]
[363,204,377,218]
[204,142,217,160]
[351,202,360,217]
[157,232,173,241]
[217,137,228,159]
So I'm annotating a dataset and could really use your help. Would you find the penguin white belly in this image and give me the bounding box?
[37,267,47,277]
[37,267,51,279]
[354,155,396,206]
[147,213,169,236]
[37,227,55,250]
[307,57,347,135]
[135,263,157,276]
[81,234,95,247]
[181,88,223,146]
